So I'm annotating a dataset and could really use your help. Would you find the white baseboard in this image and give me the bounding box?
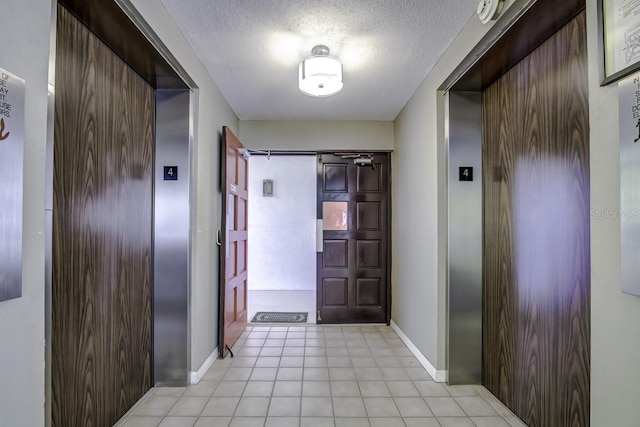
[189,347,218,385]
[390,320,446,382]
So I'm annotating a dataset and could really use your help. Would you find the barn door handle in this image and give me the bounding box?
[216,228,222,246]
[316,220,323,252]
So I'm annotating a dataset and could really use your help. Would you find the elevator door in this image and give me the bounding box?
[482,11,590,427]
[52,6,153,426]
[316,153,390,324]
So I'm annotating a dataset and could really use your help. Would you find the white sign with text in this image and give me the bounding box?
[0,67,25,303]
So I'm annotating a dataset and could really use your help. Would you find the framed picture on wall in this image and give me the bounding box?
[599,0,640,85]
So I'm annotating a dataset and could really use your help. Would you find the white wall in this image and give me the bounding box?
[586,0,640,424]
[0,1,52,425]
[240,120,393,151]
[129,0,239,374]
[248,156,316,291]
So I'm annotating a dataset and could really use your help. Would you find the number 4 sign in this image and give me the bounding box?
[164,166,178,181]
[459,166,473,182]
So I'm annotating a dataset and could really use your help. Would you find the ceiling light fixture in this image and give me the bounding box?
[298,45,343,97]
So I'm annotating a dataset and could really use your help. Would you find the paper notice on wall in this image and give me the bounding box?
[613,0,640,72]
[0,67,25,303]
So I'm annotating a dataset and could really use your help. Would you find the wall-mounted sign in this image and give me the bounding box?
[619,73,640,296]
[163,166,178,181]
[0,67,25,303]
[262,179,273,197]
[459,166,473,182]
[599,0,640,84]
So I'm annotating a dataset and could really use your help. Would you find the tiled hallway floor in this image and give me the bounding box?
[116,325,526,427]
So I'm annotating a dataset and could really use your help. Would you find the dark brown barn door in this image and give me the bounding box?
[482,11,590,427]
[316,153,390,324]
[219,126,249,357]
[52,6,153,427]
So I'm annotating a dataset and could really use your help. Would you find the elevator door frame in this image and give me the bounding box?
[45,0,197,425]
[442,0,586,385]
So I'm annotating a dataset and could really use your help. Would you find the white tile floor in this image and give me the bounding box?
[115,325,527,427]
[248,290,316,324]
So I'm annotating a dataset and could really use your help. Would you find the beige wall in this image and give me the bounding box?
[586,0,640,424]
[240,120,393,151]
[394,0,640,423]
[0,1,52,425]
[129,0,239,374]
[3,0,640,425]
[392,0,525,374]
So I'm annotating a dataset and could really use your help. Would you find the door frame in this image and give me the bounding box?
[242,152,317,323]
[46,0,197,424]
[236,149,393,325]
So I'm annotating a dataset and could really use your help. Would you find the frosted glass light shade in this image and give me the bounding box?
[299,53,343,97]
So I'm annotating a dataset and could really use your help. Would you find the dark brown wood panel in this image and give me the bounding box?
[448,0,585,91]
[317,153,390,324]
[324,278,348,306]
[357,240,381,268]
[52,6,153,427]
[324,164,349,192]
[59,0,187,88]
[479,0,585,89]
[357,202,381,230]
[356,279,381,306]
[357,166,382,192]
[324,240,348,268]
[482,12,590,427]
[482,66,517,411]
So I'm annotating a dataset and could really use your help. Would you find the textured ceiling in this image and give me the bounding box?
[158,0,478,121]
